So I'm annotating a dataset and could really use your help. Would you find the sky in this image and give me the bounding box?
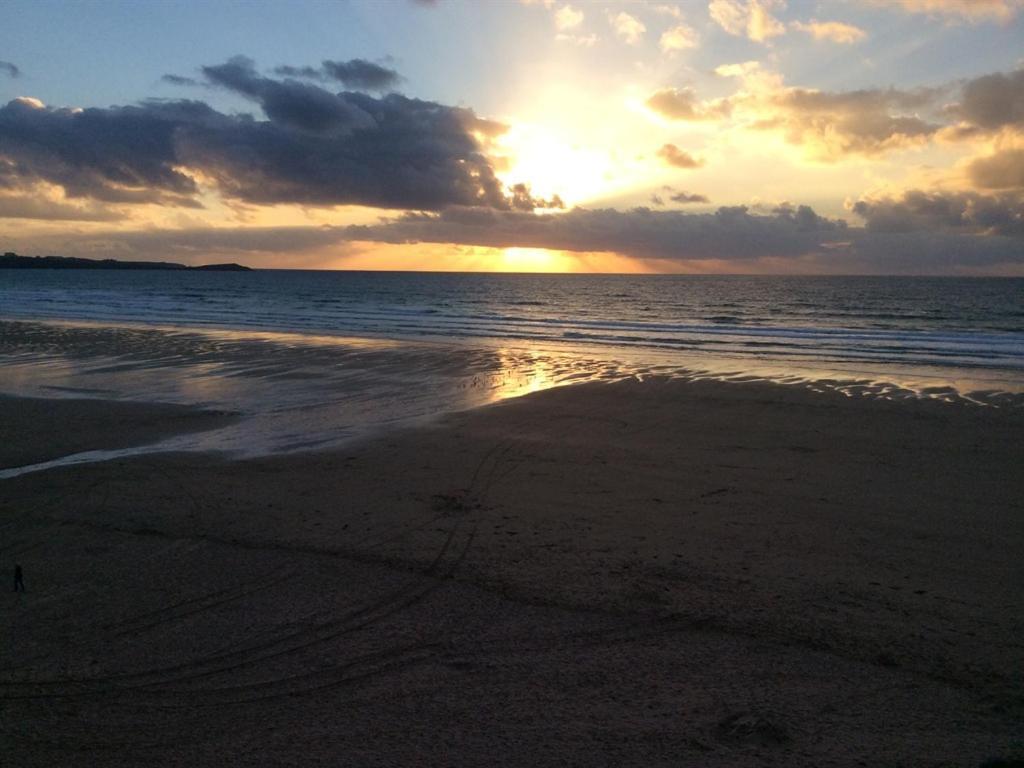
[1,0,1023,274]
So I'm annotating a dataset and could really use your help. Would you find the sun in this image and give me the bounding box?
[499,247,572,272]
[496,123,614,207]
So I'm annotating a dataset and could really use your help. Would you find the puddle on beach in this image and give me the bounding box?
[1,319,1022,477]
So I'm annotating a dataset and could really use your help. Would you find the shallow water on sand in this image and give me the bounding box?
[1,317,1022,475]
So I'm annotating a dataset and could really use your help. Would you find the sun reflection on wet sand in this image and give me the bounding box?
[1,318,1022,475]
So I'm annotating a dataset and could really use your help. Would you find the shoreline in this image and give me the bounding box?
[5,315,1023,396]
[3,293,1023,404]
[0,394,238,471]
[2,377,1022,765]
[1,317,1022,477]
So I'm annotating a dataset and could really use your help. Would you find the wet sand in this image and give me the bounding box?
[0,395,237,470]
[1,378,1022,766]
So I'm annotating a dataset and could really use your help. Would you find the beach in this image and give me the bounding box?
[5,4,1024,764]
[2,377,1022,766]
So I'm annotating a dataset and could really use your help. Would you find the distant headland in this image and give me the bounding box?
[1,252,252,271]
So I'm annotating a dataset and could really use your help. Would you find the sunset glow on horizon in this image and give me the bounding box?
[1,0,1023,274]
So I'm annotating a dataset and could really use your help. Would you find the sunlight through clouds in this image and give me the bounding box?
[1,0,1022,274]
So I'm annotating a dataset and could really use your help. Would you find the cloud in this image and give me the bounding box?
[0,58,522,212]
[274,59,401,91]
[660,23,700,51]
[762,86,944,156]
[652,4,684,19]
[851,189,1024,237]
[347,204,847,261]
[864,0,1022,23]
[654,186,710,205]
[652,64,946,158]
[508,182,565,211]
[28,205,1024,273]
[0,61,20,78]
[950,68,1024,132]
[646,87,729,120]
[652,62,1020,160]
[610,11,645,44]
[656,143,703,168]
[710,59,947,157]
[712,62,1024,157]
[968,148,1024,190]
[0,193,124,221]
[344,203,1023,272]
[0,96,203,206]
[709,0,786,42]
[201,56,377,133]
[791,20,866,43]
[554,4,584,30]
[670,190,710,203]
[161,74,200,87]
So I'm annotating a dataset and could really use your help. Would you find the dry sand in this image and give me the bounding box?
[1,379,1022,766]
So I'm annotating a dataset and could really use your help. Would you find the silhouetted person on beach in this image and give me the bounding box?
[13,564,24,593]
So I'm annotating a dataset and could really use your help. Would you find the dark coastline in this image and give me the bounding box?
[0,252,250,271]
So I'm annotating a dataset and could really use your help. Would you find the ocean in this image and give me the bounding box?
[2,270,1022,467]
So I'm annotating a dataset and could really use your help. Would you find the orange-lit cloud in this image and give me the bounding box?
[709,0,787,42]
[609,11,645,44]
[652,62,950,160]
[791,20,867,44]
[659,23,700,52]
[646,88,729,121]
[967,147,1024,190]
[656,143,703,169]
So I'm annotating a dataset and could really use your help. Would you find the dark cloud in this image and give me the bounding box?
[508,183,564,211]
[654,186,709,204]
[656,143,703,169]
[24,204,1023,273]
[346,204,847,261]
[0,61,19,78]
[342,204,1021,271]
[273,59,401,92]
[161,74,200,87]
[952,68,1024,131]
[0,58,523,212]
[852,189,1024,237]
[202,56,377,133]
[272,65,323,80]
[670,191,709,204]
[0,96,203,205]
[322,60,401,91]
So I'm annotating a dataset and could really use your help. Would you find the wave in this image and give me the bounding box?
[2,272,1022,376]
